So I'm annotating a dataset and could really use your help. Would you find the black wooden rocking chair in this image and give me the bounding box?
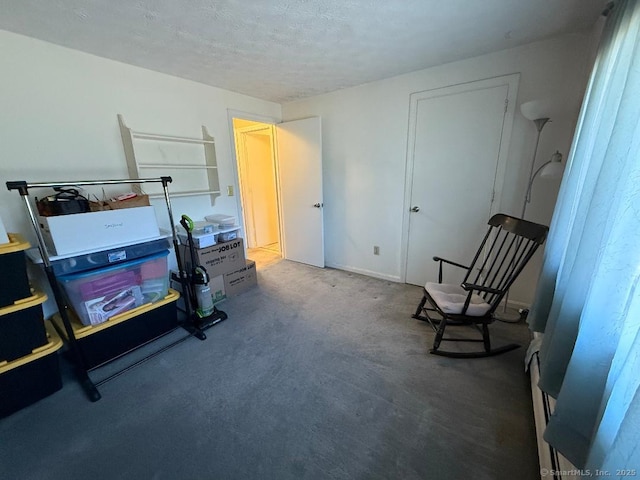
[412,214,548,358]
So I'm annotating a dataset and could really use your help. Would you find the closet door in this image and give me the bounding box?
[404,75,518,285]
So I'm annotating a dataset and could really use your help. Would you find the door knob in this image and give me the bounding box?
[313,203,323,208]
[410,206,420,212]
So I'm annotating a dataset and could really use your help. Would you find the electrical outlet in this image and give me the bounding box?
[227,185,234,196]
[373,246,380,255]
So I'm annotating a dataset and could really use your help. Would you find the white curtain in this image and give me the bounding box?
[527,0,640,470]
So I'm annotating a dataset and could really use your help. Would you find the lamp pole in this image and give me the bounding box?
[522,151,563,218]
[497,117,552,322]
[521,118,549,217]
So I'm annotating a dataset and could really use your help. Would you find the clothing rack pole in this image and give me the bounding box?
[159,177,202,338]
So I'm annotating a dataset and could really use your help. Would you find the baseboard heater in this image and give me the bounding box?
[530,351,580,480]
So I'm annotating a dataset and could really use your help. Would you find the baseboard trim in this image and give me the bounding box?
[325,262,402,283]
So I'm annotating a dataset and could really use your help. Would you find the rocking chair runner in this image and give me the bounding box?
[412,214,548,358]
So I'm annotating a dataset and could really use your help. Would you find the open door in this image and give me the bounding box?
[275,117,324,268]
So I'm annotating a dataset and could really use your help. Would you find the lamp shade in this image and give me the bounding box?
[539,161,564,179]
[540,151,564,179]
[520,100,554,121]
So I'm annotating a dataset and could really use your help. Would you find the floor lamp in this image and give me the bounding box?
[496,100,564,322]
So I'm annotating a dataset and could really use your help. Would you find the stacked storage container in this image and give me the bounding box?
[175,214,257,305]
[53,246,178,369]
[0,234,63,417]
[57,250,170,327]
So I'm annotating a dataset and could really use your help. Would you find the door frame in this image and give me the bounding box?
[226,109,281,252]
[399,73,520,283]
[234,123,282,251]
[227,111,324,267]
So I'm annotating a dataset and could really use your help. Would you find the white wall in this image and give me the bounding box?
[282,32,594,305]
[0,31,281,233]
[0,28,598,309]
[0,30,281,313]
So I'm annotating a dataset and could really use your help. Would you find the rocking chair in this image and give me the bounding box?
[412,214,548,358]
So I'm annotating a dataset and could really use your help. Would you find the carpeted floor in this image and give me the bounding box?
[247,246,283,270]
[0,259,539,480]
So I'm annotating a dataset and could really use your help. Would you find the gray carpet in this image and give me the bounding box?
[0,259,539,480]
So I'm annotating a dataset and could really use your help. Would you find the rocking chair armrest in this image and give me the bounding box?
[432,256,469,270]
[460,282,502,295]
[433,256,470,283]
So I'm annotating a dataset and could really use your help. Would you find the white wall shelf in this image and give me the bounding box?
[148,189,221,199]
[118,114,221,205]
[137,164,219,170]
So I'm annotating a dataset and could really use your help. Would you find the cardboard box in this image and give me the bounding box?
[224,260,257,297]
[170,272,226,312]
[209,274,227,304]
[177,237,245,278]
[39,206,160,256]
[90,194,151,211]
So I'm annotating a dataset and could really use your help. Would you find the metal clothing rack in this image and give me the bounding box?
[6,177,220,402]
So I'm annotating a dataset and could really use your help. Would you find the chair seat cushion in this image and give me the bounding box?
[424,282,491,316]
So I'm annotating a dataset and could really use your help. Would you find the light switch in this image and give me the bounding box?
[227,185,234,196]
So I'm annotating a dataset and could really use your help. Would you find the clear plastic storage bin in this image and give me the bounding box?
[58,250,169,326]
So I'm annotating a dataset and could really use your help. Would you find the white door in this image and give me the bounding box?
[276,117,324,267]
[404,76,518,286]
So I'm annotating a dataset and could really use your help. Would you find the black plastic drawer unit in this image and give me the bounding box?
[0,234,32,309]
[0,292,48,363]
[53,289,179,369]
[0,322,63,418]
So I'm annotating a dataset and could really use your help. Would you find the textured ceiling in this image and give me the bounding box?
[0,0,608,103]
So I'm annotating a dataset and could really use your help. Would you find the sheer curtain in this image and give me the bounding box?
[527,0,640,470]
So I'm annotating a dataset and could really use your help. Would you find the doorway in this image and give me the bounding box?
[229,113,325,269]
[232,119,283,268]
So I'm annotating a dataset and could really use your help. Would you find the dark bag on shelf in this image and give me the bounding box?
[36,188,90,217]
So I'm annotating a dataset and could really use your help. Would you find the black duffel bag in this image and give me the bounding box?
[36,187,90,217]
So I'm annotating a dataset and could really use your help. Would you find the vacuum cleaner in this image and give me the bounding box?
[178,214,227,337]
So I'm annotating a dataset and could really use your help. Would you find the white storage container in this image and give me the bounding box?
[177,231,217,249]
[39,206,160,256]
[193,221,216,234]
[204,214,236,228]
[175,221,216,236]
[217,230,238,242]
